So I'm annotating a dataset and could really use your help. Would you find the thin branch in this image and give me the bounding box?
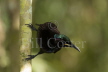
[20,0,32,72]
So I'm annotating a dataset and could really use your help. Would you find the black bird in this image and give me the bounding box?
[25,22,80,60]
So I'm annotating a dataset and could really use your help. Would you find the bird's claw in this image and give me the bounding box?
[25,24,38,31]
[25,55,35,61]
[25,24,33,28]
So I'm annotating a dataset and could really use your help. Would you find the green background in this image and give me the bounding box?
[0,0,108,72]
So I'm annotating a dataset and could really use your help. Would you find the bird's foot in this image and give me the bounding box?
[25,55,35,61]
[25,24,38,31]
[35,23,40,26]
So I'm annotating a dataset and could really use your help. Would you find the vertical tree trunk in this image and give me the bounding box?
[20,0,32,72]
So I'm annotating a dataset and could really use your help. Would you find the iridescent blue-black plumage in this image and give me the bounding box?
[25,22,80,60]
[54,34,80,52]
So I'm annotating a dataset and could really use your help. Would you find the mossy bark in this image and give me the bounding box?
[20,0,32,72]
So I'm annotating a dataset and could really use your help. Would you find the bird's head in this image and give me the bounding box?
[54,34,80,52]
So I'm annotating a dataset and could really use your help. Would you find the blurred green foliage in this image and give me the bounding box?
[32,0,108,72]
[0,0,108,72]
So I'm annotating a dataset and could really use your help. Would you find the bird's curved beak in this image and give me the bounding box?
[64,44,81,52]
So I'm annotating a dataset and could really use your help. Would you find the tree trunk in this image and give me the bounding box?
[20,0,32,72]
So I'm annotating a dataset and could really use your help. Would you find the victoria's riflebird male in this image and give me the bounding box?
[25,22,80,60]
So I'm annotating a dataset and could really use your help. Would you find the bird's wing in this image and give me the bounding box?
[36,22,60,51]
